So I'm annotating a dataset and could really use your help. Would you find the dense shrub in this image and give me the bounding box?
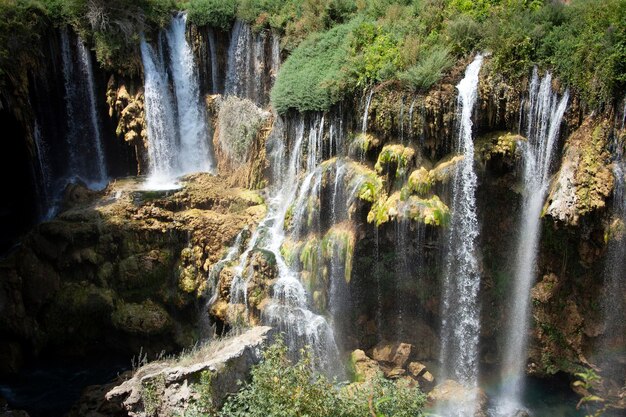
[347,22,401,87]
[271,21,357,113]
[184,0,237,30]
[399,44,453,92]
[220,338,427,417]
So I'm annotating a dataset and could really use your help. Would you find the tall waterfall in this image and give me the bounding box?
[438,54,483,416]
[60,29,108,188]
[141,13,215,189]
[32,120,54,219]
[219,115,343,376]
[497,68,569,413]
[224,21,280,106]
[598,103,626,381]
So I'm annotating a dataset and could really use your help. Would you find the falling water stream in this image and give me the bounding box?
[496,68,569,415]
[140,13,215,189]
[60,29,108,189]
[438,54,483,417]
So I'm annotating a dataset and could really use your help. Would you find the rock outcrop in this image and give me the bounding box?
[0,174,266,375]
[545,116,614,226]
[69,326,273,417]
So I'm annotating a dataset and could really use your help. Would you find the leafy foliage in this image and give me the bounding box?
[220,338,426,417]
[271,20,357,113]
[183,0,237,30]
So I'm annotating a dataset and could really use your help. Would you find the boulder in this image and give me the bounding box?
[428,379,488,417]
[105,326,273,416]
[351,349,379,383]
[408,361,427,377]
[371,341,413,368]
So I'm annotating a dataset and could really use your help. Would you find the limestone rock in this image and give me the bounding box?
[545,116,613,226]
[428,379,488,417]
[351,349,379,383]
[408,361,427,377]
[105,326,273,416]
[371,341,413,368]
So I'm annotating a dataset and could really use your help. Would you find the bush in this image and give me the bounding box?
[184,0,237,30]
[271,20,357,113]
[220,338,427,417]
[399,44,453,91]
[347,21,401,87]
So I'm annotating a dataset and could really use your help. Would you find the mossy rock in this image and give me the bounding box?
[111,300,172,336]
[375,144,416,178]
[116,249,172,292]
[405,167,433,196]
[475,131,524,164]
[44,282,117,342]
[349,132,381,157]
[401,195,450,226]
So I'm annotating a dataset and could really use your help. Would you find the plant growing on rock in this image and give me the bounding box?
[220,338,426,417]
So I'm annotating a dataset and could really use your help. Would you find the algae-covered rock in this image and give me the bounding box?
[476,131,524,164]
[545,117,613,225]
[111,300,172,336]
[375,144,416,178]
[349,132,381,157]
[367,191,449,227]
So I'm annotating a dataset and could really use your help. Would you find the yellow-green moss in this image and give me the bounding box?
[405,167,432,196]
[375,144,416,178]
[349,133,381,156]
[321,224,356,283]
[476,131,523,163]
[575,120,613,215]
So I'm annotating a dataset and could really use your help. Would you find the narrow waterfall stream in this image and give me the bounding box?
[496,68,569,414]
[438,54,483,417]
[166,14,214,175]
[224,20,280,106]
[60,29,108,189]
[141,13,214,189]
[597,106,626,383]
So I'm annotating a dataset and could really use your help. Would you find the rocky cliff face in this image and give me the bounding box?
[0,173,266,375]
[1,16,625,414]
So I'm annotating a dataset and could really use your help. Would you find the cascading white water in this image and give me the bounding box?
[497,68,569,414]
[60,29,108,188]
[141,14,215,189]
[32,120,55,219]
[596,99,626,383]
[438,54,483,417]
[220,116,341,376]
[225,21,281,106]
[166,13,214,175]
[207,28,219,94]
[140,36,179,187]
[362,89,375,135]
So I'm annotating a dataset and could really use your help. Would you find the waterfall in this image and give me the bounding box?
[60,29,108,188]
[438,54,483,416]
[32,120,54,219]
[207,28,219,94]
[141,13,215,189]
[166,14,214,175]
[140,37,179,186]
[362,89,374,135]
[225,20,251,99]
[220,116,342,376]
[497,68,569,413]
[597,101,626,382]
[224,21,279,106]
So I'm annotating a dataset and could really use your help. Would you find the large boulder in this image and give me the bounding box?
[104,326,273,416]
[428,379,488,417]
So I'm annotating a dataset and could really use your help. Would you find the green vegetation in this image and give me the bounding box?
[182,0,237,30]
[1,0,624,111]
[271,20,358,113]
[220,338,426,417]
[271,0,626,112]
